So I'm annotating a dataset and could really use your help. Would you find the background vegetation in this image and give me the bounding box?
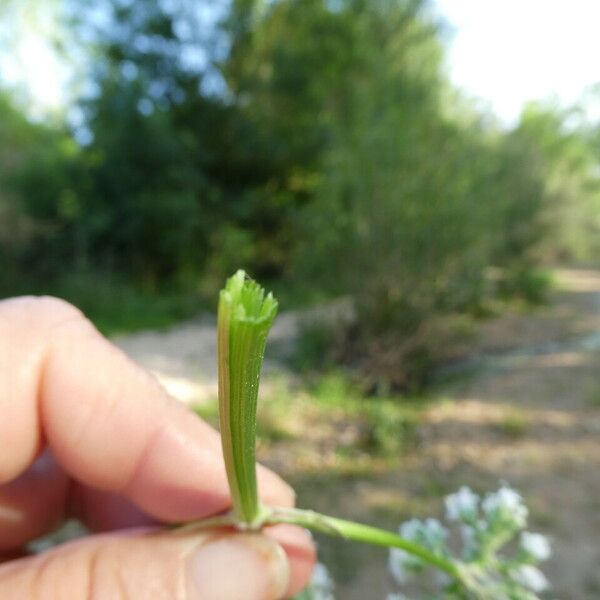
[1,0,599,388]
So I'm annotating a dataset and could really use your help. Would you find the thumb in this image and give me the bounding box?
[0,528,291,600]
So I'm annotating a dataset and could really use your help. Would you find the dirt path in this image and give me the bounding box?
[415,269,600,600]
[115,268,600,599]
[306,269,600,600]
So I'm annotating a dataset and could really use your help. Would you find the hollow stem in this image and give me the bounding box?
[217,270,277,525]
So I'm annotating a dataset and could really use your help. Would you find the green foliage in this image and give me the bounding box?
[194,368,423,466]
[306,371,422,458]
[497,268,553,305]
[0,0,598,395]
[586,386,600,408]
[288,4,569,389]
[497,409,530,439]
[292,6,493,387]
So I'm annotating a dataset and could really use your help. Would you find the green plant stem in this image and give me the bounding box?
[177,506,462,580]
[217,271,277,525]
[209,273,464,586]
[269,507,461,579]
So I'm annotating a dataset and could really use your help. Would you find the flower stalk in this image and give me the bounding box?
[267,507,462,579]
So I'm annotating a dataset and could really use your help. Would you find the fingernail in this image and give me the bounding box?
[187,533,290,600]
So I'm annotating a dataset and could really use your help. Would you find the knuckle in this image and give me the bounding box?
[23,541,123,600]
[29,296,87,330]
[0,295,91,335]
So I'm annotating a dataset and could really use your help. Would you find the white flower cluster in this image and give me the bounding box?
[512,564,550,593]
[507,530,552,593]
[445,484,529,529]
[300,485,552,600]
[520,531,552,561]
[482,485,529,528]
[388,517,450,585]
[445,485,479,522]
[387,484,552,599]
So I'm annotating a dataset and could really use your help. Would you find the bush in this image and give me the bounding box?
[497,267,552,305]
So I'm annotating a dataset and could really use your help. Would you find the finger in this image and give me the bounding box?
[0,452,158,552]
[0,526,314,600]
[0,450,69,551]
[264,525,316,598]
[0,297,294,525]
[69,484,159,532]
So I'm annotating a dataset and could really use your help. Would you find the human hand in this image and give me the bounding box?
[0,297,315,599]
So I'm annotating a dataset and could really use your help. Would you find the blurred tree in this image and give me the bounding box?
[292,0,494,388]
[220,0,364,276]
[1,0,597,365]
[0,90,79,288]
[516,102,600,262]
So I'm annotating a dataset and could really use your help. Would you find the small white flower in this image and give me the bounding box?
[423,518,446,537]
[521,532,551,561]
[400,519,422,541]
[311,563,334,589]
[388,548,411,584]
[399,518,448,551]
[423,518,448,539]
[482,486,528,527]
[512,564,549,592]
[388,540,424,585]
[434,569,451,588]
[422,518,448,550]
[386,594,412,600]
[445,486,479,522]
[460,524,478,557]
[306,563,335,600]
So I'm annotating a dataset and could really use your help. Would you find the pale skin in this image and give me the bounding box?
[0,296,316,599]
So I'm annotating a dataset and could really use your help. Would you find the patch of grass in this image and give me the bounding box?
[360,400,421,457]
[584,576,600,596]
[416,477,451,500]
[498,267,554,306]
[496,409,529,438]
[257,414,297,443]
[278,372,424,459]
[194,371,429,484]
[311,371,358,406]
[193,371,427,468]
[586,386,600,408]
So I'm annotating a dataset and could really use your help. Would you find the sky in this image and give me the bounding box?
[0,2,71,118]
[433,0,600,124]
[3,1,600,125]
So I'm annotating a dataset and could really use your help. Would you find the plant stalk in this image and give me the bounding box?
[217,270,277,525]
[177,506,462,581]
[268,507,461,579]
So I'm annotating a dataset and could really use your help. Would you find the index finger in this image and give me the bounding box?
[0,296,294,522]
